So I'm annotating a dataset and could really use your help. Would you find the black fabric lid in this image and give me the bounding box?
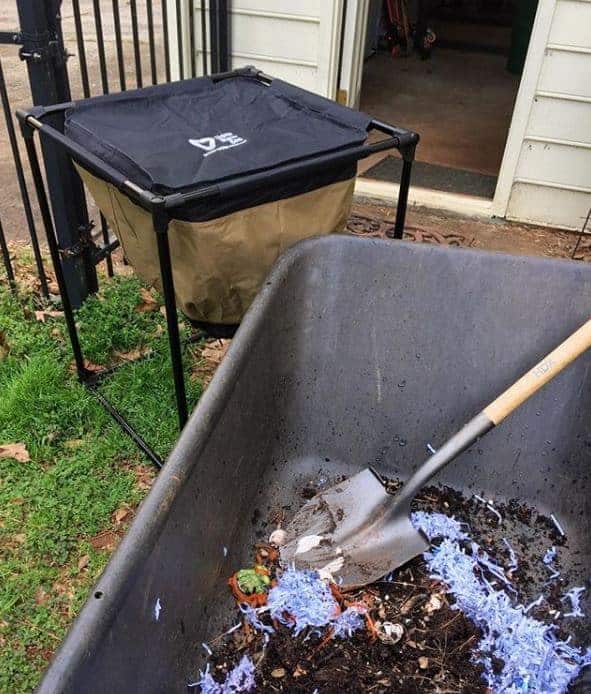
[64,73,371,195]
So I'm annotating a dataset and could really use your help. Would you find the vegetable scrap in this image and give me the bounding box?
[190,484,589,693]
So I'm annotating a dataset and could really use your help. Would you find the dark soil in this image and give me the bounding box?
[203,480,588,693]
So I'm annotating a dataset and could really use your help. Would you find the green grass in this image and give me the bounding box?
[0,269,206,691]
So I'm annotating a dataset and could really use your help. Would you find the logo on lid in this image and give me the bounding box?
[189,132,247,157]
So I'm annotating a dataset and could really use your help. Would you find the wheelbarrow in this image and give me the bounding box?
[38,236,591,692]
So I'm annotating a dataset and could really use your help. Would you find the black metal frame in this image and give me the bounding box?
[17,66,418,467]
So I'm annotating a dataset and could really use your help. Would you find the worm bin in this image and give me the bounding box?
[25,67,417,330]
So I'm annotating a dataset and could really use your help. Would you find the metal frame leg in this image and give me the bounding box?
[22,123,164,469]
[23,132,87,376]
[0,216,16,293]
[391,159,413,240]
[154,218,188,430]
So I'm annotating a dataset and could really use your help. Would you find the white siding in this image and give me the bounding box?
[191,1,343,97]
[504,0,591,230]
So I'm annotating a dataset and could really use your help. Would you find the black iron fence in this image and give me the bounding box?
[0,0,227,305]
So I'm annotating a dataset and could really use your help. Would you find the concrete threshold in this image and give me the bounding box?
[355,177,495,220]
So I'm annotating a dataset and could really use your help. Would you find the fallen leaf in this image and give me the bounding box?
[34,309,64,322]
[90,529,121,551]
[35,587,49,606]
[132,465,156,491]
[0,331,9,360]
[135,287,159,313]
[83,359,103,373]
[77,555,89,571]
[0,442,30,462]
[113,506,131,524]
[418,656,429,670]
[201,339,230,365]
[271,668,286,679]
[113,347,152,362]
[52,580,69,596]
[69,359,103,374]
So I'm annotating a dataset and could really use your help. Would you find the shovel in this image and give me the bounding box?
[280,317,591,588]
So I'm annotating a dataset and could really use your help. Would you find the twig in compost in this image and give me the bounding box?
[449,633,478,656]
[439,612,462,631]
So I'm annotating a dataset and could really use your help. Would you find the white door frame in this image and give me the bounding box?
[342,0,557,221]
[339,0,370,107]
[491,0,556,218]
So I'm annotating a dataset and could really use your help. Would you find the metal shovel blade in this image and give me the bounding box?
[280,469,430,589]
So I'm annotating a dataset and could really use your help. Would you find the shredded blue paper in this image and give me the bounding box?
[411,512,591,693]
[502,538,518,571]
[543,547,558,565]
[239,604,274,636]
[562,587,586,619]
[410,511,468,542]
[331,606,366,639]
[192,655,256,693]
[267,567,338,635]
[194,510,588,693]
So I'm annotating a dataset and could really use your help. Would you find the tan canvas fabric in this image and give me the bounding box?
[77,164,354,324]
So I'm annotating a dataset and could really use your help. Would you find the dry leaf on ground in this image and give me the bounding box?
[90,529,122,551]
[135,287,159,313]
[132,465,156,491]
[77,555,89,571]
[0,331,9,360]
[113,347,152,362]
[113,506,132,524]
[35,586,49,606]
[68,358,103,374]
[201,339,230,365]
[190,339,231,386]
[34,309,64,322]
[0,442,30,462]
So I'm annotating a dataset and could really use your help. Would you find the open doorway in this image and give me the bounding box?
[355,0,538,199]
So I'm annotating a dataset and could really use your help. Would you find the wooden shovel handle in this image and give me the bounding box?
[484,318,591,425]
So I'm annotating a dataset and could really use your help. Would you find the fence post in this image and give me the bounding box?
[16,0,97,306]
[209,0,231,73]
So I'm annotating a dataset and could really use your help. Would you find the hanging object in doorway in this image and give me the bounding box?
[384,0,436,59]
[384,0,412,56]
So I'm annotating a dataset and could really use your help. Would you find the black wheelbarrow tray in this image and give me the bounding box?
[38,236,591,692]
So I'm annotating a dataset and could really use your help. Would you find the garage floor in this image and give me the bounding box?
[358,48,521,185]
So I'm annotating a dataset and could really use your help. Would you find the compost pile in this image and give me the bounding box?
[191,480,590,693]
